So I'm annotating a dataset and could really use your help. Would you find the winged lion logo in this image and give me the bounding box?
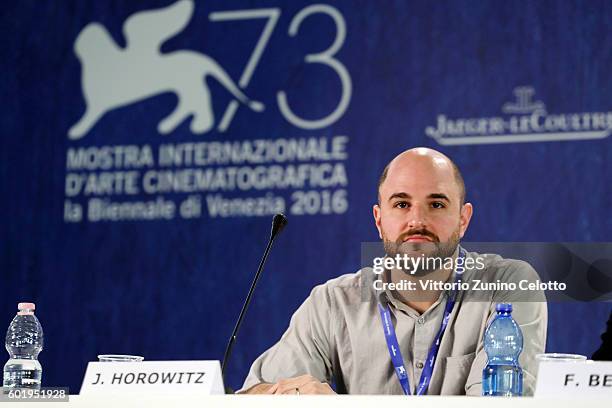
[69,0,264,139]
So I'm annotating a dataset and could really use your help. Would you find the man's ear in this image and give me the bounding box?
[459,202,473,239]
[373,204,383,239]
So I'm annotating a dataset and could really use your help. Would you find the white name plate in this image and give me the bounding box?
[535,360,612,398]
[80,360,224,395]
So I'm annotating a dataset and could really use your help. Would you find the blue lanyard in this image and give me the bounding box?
[378,249,465,395]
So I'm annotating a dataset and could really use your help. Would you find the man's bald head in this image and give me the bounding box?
[377,148,466,205]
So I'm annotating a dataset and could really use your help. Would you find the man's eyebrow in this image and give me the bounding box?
[388,192,411,201]
[428,193,450,202]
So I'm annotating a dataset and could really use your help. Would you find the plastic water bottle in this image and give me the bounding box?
[482,303,523,396]
[3,302,44,390]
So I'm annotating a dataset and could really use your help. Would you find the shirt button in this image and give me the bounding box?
[416,362,424,369]
[417,317,425,325]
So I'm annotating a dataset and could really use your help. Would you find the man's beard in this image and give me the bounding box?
[382,227,461,276]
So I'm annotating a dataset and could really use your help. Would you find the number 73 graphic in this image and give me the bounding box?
[210,4,352,131]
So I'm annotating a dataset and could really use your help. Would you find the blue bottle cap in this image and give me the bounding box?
[496,303,512,313]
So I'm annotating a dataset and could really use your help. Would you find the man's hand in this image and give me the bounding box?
[240,383,276,394]
[266,374,336,395]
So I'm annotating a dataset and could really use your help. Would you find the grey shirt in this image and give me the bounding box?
[241,250,548,395]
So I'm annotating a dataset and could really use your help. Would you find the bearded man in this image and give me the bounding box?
[240,148,547,396]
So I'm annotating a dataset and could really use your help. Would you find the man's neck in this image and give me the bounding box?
[387,251,458,314]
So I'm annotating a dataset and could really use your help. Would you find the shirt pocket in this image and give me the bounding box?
[439,352,476,395]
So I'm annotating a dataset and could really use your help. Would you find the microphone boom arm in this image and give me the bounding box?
[221,214,287,388]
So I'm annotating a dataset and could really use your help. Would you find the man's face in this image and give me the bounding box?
[373,152,473,275]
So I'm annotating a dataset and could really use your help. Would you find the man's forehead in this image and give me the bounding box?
[381,177,455,196]
[381,157,459,198]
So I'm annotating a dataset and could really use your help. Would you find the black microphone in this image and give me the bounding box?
[221,213,288,393]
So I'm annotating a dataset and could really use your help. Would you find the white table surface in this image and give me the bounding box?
[6,394,609,407]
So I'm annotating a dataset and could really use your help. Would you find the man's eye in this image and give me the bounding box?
[394,201,409,209]
[431,201,446,209]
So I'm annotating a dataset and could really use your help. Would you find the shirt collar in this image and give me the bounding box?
[372,245,470,314]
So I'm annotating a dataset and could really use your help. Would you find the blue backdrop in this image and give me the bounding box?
[1,0,611,392]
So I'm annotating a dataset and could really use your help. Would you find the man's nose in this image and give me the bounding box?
[407,204,428,229]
